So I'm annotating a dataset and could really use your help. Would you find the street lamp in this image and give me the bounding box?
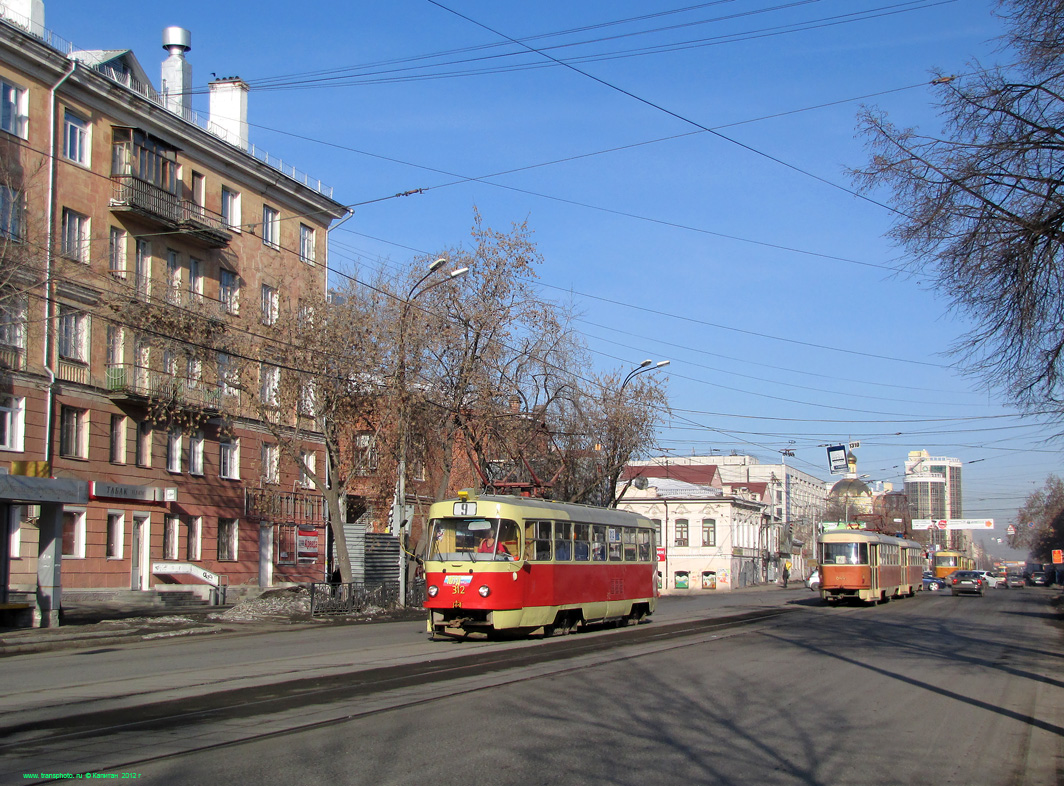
[621,359,670,390]
[393,257,468,606]
[609,359,670,507]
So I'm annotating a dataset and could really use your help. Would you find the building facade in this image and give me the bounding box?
[0,3,348,623]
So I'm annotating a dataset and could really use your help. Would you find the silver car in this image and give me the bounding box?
[948,570,986,596]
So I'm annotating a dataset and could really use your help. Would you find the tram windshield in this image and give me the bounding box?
[821,542,869,566]
[427,518,521,562]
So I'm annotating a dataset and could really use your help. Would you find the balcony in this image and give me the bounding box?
[56,358,89,384]
[245,488,326,526]
[0,343,25,371]
[106,363,221,412]
[110,175,231,248]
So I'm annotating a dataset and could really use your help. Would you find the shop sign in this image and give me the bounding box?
[90,481,176,503]
[297,528,319,561]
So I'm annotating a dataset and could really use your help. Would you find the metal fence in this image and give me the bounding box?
[308,581,400,615]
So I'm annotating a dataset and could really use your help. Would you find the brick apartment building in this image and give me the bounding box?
[0,1,348,624]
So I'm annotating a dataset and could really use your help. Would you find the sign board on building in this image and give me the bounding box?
[656,546,666,563]
[1054,550,1063,565]
[90,481,176,503]
[152,562,220,586]
[826,445,848,475]
[297,528,319,561]
[913,518,993,530]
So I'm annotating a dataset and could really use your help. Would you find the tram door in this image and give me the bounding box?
[869,544,879,594]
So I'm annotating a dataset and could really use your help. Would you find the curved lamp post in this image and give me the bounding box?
[609,359,670,507]
[394,258,468,605]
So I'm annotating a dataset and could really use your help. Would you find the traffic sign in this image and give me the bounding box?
[1054,550,1063,565]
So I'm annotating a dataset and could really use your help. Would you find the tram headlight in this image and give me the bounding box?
[478,585,491,597]
[427,585,439,598]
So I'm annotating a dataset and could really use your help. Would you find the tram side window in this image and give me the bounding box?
[637,529,651,561]
[573,523,591,561]
[525,521,553,561]
[554,521,573,561]
[592,525,607,561]
[821,542,869,565]
[608,526,623,561]
[623,528,637,561]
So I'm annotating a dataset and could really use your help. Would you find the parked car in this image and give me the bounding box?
[1029,571,1050,586]
[1006,573,1026,588]
[947,570,986,596]
[805,569,820,591]
[922,571,948,592]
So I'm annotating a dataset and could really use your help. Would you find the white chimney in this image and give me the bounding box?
[209,78,249,151]
[161,26,192,119]
[2,0,45,37]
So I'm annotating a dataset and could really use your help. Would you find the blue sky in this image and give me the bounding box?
[46,1,1058,557]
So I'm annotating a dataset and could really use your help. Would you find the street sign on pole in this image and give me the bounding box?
[827,445,848,474]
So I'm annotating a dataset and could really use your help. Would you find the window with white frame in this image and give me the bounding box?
[218,518,238,561]
[106,512,124,558]
[299,224,315,264]
[63,110,89,165]
[57,306,88,362]
[217,353,239,398]
[106,324,123,370]
[61,208,89,262]
[0,184,23,241]
[0,395,24,451]
[298,380,316,416]
[136,420,152,467]
[109,413,125,463]
[167,431,182,472]
[354,432,377,475]
[702,518,717,547]
[9,506,22,559]
[59,405,88,458]
[188,257,203,299]
[221,187,240,230]
[260,364,279,407]
[164,514,180,560]
[166,249,180,302]
[189,430,204,475]
[220,438,240,480]
[187,516,202,561]
[0,296,25,350]
[1,79,27,138]
[260,283,278,326]
[108,227,126,278]
[261,204,279,248]
[219,269,239,314]
[134,238,151,299]
[299,449,316,488]
[62,509,86,558]
[186,356,202,390]
[261,442,279,484]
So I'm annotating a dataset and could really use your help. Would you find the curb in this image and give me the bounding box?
[0,624,223,656]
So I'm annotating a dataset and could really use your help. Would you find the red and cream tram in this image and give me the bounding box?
[423,491,658,638]
[818,529,924,604]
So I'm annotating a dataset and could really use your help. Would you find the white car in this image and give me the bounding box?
[805,569,820,591]
[976,570,1004,588]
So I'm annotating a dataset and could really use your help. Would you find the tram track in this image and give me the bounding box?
[6,607,795,781]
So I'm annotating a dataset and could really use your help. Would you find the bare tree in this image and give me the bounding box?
[855,0,1064,412]
[1010,473,1064,559]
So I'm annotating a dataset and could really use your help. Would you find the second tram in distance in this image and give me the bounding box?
[931,549,975,578]
[818,529,924,605]
[423,491,658,638]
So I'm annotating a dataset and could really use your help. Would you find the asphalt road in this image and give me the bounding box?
[4,587,1062,785]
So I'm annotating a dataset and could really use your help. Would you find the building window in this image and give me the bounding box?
[167,431,183,473]
[134,238,151,299]
[299,449,316,488]
[221,187,240,230]
[674,570,690,589]
[299,224,315,264]
[220,438,240,480]
[188,516,202,561]
[62,509,86,558]
[57,306,88,362]
[189,430,204,475]
[261,442,279,484]
[166,249,181,302]
[109,414,126,463]
[0,396,24,451]
[61,208,89,262]
[108,227,126,278]
[702,518,716,547]
[219,269,239,314]
[189,257,203,300]
[674,519,689,548]
[0,296,25,351]
[164,515,180,560]
[299,380,316,416]
[59,405,88,458]
[106,512,124,559]
[218,518,238,561]
[262,205,279,248]
[218,353,239,398]
[1,79,27,138]
[260,364,279,407]
[354,432,377,475]
[260,284,278,326]
[136,420,152,467]
[63,110,89,165]
[0,185,23,240]
[186,356,202,390]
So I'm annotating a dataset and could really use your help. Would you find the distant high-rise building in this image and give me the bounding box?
[904,450,963,519]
